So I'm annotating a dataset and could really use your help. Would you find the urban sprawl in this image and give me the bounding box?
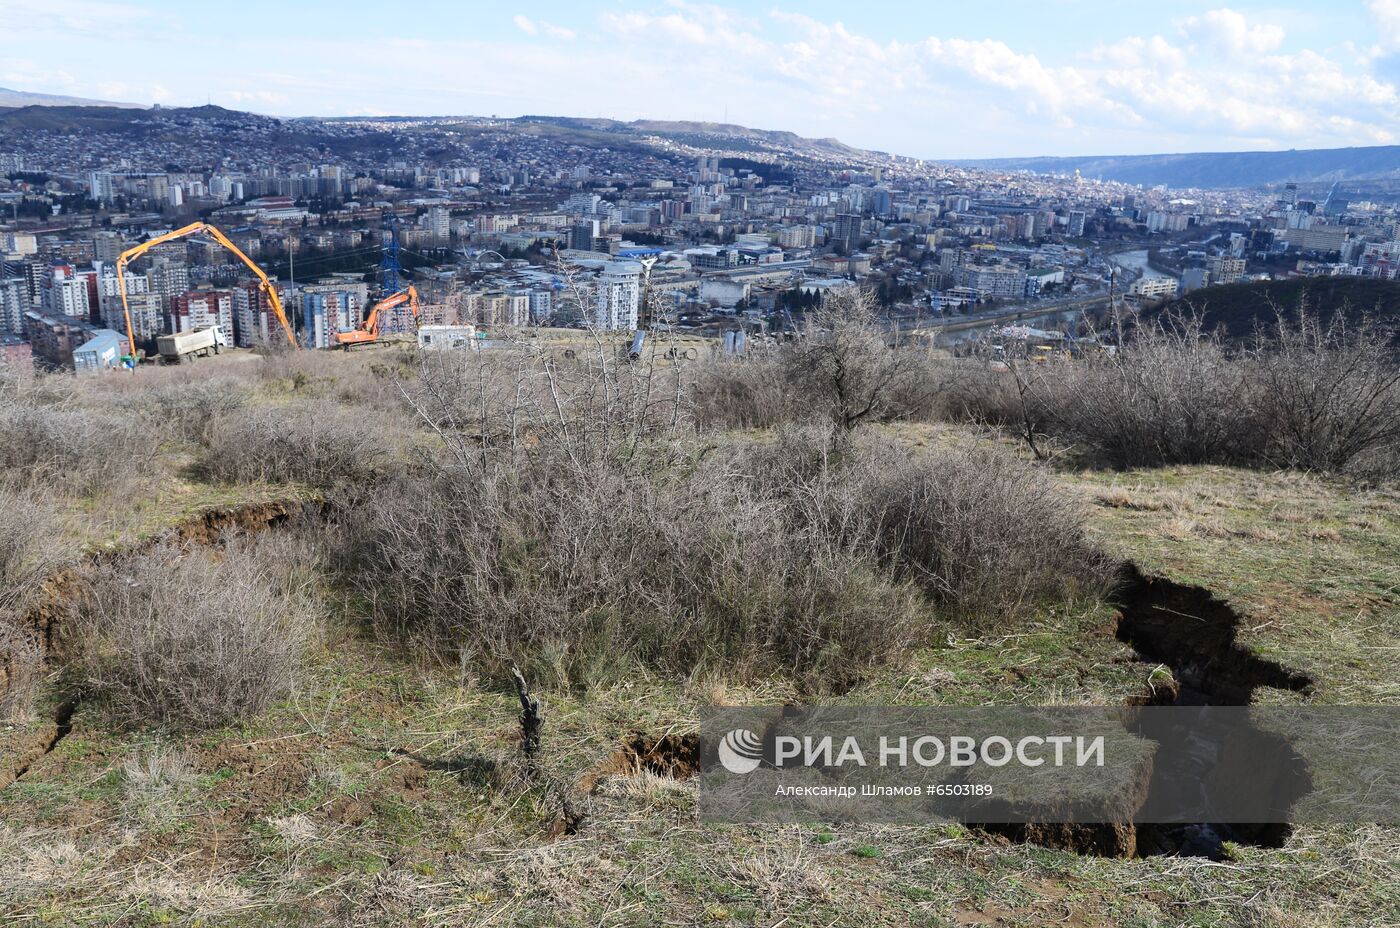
[1,108,1396,372]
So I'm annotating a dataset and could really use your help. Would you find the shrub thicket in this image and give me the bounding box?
[71,535,320,727]
[197,403,400,488]
[340,347,1108,689]
[973,310,1400,476]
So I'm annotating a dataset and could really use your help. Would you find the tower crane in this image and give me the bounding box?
[334,284,421,349]
[116,222,297,362]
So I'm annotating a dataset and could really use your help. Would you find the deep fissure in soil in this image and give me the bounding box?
[1112,563,1314,858]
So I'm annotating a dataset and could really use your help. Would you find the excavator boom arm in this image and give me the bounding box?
[355,285,420,340]
[115,222,297,360]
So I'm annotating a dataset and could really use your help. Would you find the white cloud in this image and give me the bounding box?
[1180,8,1286,55]
[12,2,1400,158]
[513,15,574,42]
[1369,0,1400,49]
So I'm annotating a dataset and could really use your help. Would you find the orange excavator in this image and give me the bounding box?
[334,285,420,349]
[116,221,297,361]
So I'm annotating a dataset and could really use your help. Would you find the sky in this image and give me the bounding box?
[3,0,1400,159]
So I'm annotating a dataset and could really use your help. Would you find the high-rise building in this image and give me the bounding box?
[594,260,641,331]
[87,171,115,204]
[47,275,91,320]
[778,225,817,249]
[1067,210,1087,237]
[570,220,600,252]
[232,280,278,347]
[869,188,892,217]
[0,278,27,335]
[171,289,234,336]
[831,213,862,253]
[104,291,163,341]
[424,206,451,244]
[1206,256,1247,284]
[300,283,367,348]
[527,288,553,323]
[93,231,123,267]
[146,260,190,312]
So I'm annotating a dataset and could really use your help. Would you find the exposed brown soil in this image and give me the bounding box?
[0,499,324,792]
[0,702,72,790]
[580,732,701,793]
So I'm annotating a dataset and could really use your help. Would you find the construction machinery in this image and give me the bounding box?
[157,324,229,363]
[334,285,421,349]
[116,222,297,362]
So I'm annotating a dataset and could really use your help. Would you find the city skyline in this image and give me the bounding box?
[3,1,1399,160]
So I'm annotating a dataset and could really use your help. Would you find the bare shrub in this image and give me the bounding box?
[1004,313,1257,469]
[851,440,1113,622]
[71,536,319,727]
[196,403,401,488]
[340,451,928,691]
[691,293,947,431]
[339,347,930,690]
[691,358,792,430]
[0,491,63,721]
[971,309,1400,477]
[782,287,911,430]
[132,378,249,445]
[881,351,959,422]
[1246,311,1400,476]
[744,426,1110,625]
[329,318,1111,688]
[0,403,157,494]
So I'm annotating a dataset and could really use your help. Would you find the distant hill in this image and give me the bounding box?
[0,87,143,109]
[0,103,275,135]
[1157,277,1400,338]
[952,146,1400,189]
[516,115,867,161]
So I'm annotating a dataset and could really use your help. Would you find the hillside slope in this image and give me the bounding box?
[1161,277,1400,338]
[0,87,143,109]
[953,145,1400,188]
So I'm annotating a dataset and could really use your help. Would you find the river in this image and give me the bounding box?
[1110,249,1173,281]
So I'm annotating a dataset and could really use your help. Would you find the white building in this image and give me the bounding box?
[418,324,477,350]
[88,171,115,203]
[47,276,91,319]
[1129,276,1180,300]
[594,260,641,330]
[0,278,27,335]
[527,288,553,323]
[424,206,451,244]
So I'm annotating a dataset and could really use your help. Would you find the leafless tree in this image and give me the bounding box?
[783,286,909,431]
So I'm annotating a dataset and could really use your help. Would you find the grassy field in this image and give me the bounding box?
[2,350,1398,927]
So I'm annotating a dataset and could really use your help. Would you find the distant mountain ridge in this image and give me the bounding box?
[951,146,1400,189]
[9,88,1394,190]
[515,115,868,161]
[0,87,143,109]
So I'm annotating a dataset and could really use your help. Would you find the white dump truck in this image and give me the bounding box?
[156,325,229,363]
